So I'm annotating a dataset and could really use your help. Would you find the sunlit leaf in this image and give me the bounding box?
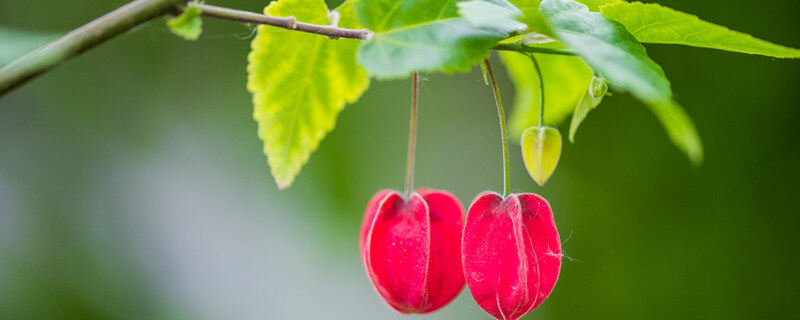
[247,0,370,189]
[458,0,550,35]
[167,5,203,41]
[509,0,551,33]
[355,0,508,79]
[574,0,623,12]
[540,0,702,164]
[521,126,562,186]
[457,0,527,33]
[600,2,800,58]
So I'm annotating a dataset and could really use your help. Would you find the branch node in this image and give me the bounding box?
[362,30,374,41]
[286,16,297,29]
[327,10,340,27]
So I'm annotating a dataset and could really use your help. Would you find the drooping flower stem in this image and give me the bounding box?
[483,59,510,197]
[529,54,545,127]
[404,72,419,196]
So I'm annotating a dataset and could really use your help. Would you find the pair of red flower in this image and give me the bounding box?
[360,188,561,320]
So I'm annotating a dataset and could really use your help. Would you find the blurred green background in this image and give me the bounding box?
[1,0,799,319]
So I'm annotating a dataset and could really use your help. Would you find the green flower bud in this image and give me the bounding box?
[521,126,562,186]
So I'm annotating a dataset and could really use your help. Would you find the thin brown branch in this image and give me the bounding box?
[190,3,372,40]
[0,1,577,98]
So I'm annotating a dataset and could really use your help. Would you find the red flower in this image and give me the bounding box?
[462,192,562,320]
[360,189,465,313]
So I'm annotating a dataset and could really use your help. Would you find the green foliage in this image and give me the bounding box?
[539,0,702,164]
[540,0,666,102]
[648,100,703,165]
[568,76,606,142]
[456,0,527,33]
[0,27,61,66]
[574,0,623,12]
[247,0,369,189]
[167,5,203,40]
[458,0,549,34]
[239,0,800,171]
[600,2,800,58]
[508,0,550,33]
[500,44,593,137]
[354,0,508,78]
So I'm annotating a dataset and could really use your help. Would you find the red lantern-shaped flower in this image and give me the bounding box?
[360,188,465,313]
[462,192,562,320]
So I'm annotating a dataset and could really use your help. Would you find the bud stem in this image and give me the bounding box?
[528,54,545,128]
[404,72,419,196]
[483,59,510,198]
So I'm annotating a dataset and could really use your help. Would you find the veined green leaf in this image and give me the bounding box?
[457,0,527,33]
[509,0,550,34]
[167,5,203,40]
[500,44,593,137]
[247,0,370,189]
[541,0,668,102]
[355,0,508,78]
[600,2,800,58]
[574,0,623,12]
[458,0,550,35]
[540,0,702,163]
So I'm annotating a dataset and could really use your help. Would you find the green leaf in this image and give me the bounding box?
[457,0,527,33]
[600,2,800,58]
[568,76,606,142]
[541,0,668,102]
[649,100,703,166]
[247,0,370,189]
[355,0,508,78]
[500,45,593,137]
[521,126,562,186]
[540,0,702,163]
[507,0,550,34]
[458,0,550,35]
[574,0,623,12]
[167,5,203,41]
[0,27,61,66]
